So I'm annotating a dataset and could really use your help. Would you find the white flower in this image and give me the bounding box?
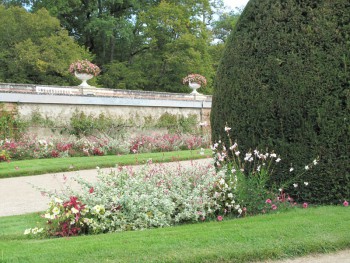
[52,207,60,215]
[276,158,281,163]
[225,126,231,132]
[238,208,243,214]
[199,121,208,126]
[31,227,39,234]
[234,204,240,210]
[219,178,225,185]
[44,213,52,219]
[244,153,252,161]
[257,165,261,172]
[313,159,318,165]
[227,193,233,199]
[231,168,236,173]
[199,148,204,155]
[54,197,63,204]
[235,151,240,156]
[305,165,309,170]
[24,228,31,235]
[229,143,238,150]
[304,182,309,186]
[96,166,100,170]
[279,188,283,192]
[293,183,298,188]
[270,153,277,158]
[289,167,294,172]
[71,207,79,214]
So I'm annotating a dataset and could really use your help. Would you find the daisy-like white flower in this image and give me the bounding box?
[293,183,298,188]
[313,159,318,165]
[270,153,277,158]
[305,165,309,170]
[52,206,60,215]
[304,182,309,186]
[290,167,294,172]
[276,157,281,163]
[235,151,240,156]
[225,126,231,132]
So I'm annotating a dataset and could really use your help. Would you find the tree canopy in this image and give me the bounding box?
[0,5,91,85]
[0,1,240,93]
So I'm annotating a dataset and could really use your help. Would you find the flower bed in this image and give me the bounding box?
[0,133,209,161]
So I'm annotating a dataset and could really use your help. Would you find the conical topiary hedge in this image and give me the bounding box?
[211,0,350,204]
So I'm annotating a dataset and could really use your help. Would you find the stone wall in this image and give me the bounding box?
[0,83,212,134]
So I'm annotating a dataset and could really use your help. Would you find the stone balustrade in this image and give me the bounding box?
[0,83,211,102]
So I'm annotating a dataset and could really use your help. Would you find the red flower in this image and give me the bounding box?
[89,187,94,194]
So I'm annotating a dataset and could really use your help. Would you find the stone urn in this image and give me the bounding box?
[189,81,201,94]
[74,72,94,87]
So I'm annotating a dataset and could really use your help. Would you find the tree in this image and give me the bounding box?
[1,0,230,93]
[211,0,350,204]
[0,5,91,85]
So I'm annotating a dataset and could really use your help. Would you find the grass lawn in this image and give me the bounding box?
[0,206,349,262]
[0,149,211,179]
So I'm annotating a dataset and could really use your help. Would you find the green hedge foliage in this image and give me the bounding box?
[211,0,350,204]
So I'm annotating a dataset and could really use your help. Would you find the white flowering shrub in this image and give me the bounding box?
[38,161,238,236]
[212,125,319,216]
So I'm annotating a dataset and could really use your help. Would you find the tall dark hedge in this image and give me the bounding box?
[211,0,350,204]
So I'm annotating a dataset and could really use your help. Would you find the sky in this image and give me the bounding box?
[223,0,249,10]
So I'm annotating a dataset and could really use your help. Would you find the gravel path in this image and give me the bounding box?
[1,158,349,262]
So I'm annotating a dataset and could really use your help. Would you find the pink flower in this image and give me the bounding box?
[303,202,308,208]
[217,215,223,221]
[343,200,349,207]
[89,187,94,194]
[271,204,277,210]
[265,199,272,204]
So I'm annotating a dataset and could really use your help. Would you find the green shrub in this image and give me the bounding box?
[157,112,199,134]
[0,104,27,140]
[211,0,350,204]
[69,110,126,138]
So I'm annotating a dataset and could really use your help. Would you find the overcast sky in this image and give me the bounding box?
[223,0,249,10]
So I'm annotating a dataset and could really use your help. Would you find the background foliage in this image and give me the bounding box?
[211,0,350,204]
[0,1,240,94]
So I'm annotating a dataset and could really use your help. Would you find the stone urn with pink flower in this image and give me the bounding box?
[69,59,101,87]
[182,73,207,94]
